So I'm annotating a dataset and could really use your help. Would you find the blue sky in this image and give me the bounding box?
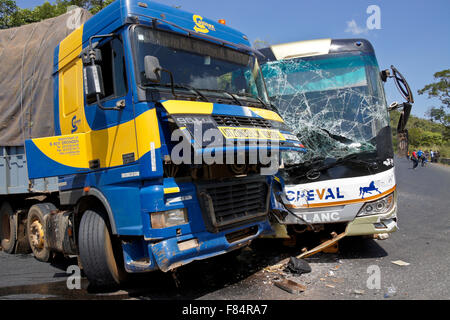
[17,0,450,118]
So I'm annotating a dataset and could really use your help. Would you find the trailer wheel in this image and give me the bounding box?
[27,203,55,262]
[78,210,127,289]
[0,202,17,254]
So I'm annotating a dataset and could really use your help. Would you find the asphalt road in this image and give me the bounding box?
[0,157,449,300]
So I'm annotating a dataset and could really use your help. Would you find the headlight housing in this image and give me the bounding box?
[151,208,188,228]
[281,132,300,141]
[357,193,395,217]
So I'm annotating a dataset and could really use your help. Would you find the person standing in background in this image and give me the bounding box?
[411,150,419,169]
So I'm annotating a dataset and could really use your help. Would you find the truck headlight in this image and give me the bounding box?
[151,208,188,228]
[357,193,394,217]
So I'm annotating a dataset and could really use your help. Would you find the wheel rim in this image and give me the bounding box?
[29,218,45,251]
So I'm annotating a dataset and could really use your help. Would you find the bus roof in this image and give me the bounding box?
[259,38,375,62]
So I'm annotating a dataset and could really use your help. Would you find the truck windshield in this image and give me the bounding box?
[132,26,269,105]
[262,52,390,164]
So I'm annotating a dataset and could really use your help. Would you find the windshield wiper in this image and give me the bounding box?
[143,83,209,102]
[239,92,280,113]
[195,88,243,106]
[174,84,209,102]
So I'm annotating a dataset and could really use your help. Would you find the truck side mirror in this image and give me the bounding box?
[144,55,162,82]
[83,64,105,103]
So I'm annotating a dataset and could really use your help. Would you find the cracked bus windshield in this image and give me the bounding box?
[133,26,269,106]
[262,52,390,164]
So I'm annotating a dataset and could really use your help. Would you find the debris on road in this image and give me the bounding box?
[374,233,390,240]
[384,285,397,298]
[285,257,311,275]
[353,289,365,295]
[296,231,347,259]
[325,284,335,288]
[263,262,287,273]
[391,260,410,266]
[274,279,307,294]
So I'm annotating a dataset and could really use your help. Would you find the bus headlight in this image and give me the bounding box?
[151,208,188,228]
[357,193,394,217]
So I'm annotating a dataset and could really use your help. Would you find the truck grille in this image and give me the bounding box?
[197,177,269,232]
[213,115,272,129]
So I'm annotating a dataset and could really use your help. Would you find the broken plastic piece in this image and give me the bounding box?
[391,260,410,266]
[285,257,311,275]
[384,285,397,298]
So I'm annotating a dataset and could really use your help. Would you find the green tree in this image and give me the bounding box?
[0,0,18,29]
[1,0,115,29]
[418,69,450,140]
[90,0,114,14]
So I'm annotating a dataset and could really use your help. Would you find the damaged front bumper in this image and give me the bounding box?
[269,188,398,237]
[121,221,272,273]
[345,202,398,236]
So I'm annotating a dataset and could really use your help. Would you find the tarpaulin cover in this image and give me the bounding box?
[0,8,92,146]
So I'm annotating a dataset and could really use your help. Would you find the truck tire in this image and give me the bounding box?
[78,209,127,289]
[27,203,56,262]
[0,202,17,254]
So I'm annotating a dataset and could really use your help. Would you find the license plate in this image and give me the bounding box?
[218,127,285,140]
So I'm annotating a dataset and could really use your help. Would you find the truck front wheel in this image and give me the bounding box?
[78,210,127,289]
[0,202,16,254]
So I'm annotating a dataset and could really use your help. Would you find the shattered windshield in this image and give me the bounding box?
[262,52,390,164]
[133,26,269,105]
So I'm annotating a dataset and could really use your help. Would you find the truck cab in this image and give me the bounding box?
[259,39,413,241]
[19,0,302,287]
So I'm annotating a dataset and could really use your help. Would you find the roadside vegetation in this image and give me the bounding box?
[0,0,113,29]
[392,69,449,157]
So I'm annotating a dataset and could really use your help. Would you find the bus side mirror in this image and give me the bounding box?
[397,102,412,133]
[83,64,105,103]
[380,69,390,82]
[144,55,162,83]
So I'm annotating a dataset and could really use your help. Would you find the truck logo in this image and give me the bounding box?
[359,181,381,199]
[71,116,81,133]
[193,15,216,33]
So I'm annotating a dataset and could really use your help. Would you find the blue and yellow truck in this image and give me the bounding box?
[0,1,303,288]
